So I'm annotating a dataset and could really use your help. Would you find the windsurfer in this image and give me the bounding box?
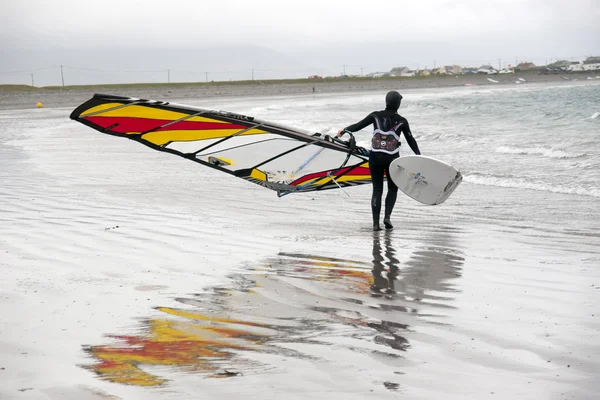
[337,91,421,231]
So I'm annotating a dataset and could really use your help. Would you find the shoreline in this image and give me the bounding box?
[0,72,597,110]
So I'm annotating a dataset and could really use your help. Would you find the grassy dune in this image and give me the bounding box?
[0,70,580,92]
[2,75,468,91]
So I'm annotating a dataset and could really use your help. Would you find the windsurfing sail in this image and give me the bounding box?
[70,94,371,197]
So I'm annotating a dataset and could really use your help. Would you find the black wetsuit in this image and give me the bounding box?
[343,109,421,228]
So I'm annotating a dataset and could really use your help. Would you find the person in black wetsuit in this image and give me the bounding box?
[337,91,421,231]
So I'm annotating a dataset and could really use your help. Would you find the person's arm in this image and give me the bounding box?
[336,113,374,137]
[401,120,421,155]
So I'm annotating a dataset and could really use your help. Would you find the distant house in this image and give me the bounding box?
[417,69,431,77]
[308,75,323,79]
[548,60,572,69]
[569,59,600,72]
[582,56,600,71]
[477,65,496,74]
[389,66,411,77]
[516,62,536,70]
[440,65,462,75]
[433,67,448,75]
[567,63,584,72]
[448,65,463,74]
[584,56,600,64]
[583,63,600,71]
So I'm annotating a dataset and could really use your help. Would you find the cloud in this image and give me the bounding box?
[3,0,599,50]
[1,0,598,85]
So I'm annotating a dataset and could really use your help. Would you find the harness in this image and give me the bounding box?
[371,115,402,154]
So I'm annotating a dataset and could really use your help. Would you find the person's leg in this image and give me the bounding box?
[383,155,399,229]
[370,153,385,231]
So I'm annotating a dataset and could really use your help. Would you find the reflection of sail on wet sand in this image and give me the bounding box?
[83,307,275,385]
[83,227,464,388]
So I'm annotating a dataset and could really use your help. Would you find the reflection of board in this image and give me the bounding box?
[389,156,462,205]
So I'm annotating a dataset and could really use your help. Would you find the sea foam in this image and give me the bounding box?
[464,173,600,198]
[495,146,585,159]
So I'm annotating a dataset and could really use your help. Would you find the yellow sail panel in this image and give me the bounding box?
[142,128,267,145]
[249,168,268,182]
[81,103,231,124]
[333,174,371,182]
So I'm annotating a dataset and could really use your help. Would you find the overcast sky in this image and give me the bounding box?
[1,0,599,85]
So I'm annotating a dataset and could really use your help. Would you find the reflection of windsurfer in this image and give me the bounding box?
[370,231,400,295]
[337,91,421,231]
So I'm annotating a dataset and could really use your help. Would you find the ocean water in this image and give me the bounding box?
[193,81,600,237]
[1,81,599,399]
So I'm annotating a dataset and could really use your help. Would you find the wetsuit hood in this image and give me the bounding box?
[385,91,402,111]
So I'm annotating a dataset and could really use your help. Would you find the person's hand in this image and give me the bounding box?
[336,129,345,138]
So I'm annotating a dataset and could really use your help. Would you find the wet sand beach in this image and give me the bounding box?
[0,79,599,399]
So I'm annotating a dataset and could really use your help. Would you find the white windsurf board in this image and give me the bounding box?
[389,155,462,205]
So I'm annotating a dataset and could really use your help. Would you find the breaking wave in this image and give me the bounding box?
[464,173,600,198]
[495,146,586,159]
